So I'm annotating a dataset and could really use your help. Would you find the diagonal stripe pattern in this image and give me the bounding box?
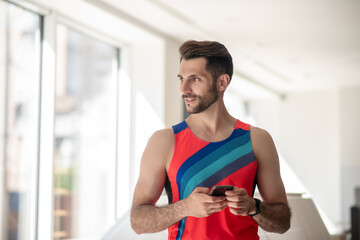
[176,129,254,200]
[174,127,256,240]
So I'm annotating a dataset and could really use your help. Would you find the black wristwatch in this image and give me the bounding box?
[249,198,261,217]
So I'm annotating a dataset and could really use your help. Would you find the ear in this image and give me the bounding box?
[217,74,230,92]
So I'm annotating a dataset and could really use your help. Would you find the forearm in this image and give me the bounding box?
[253,202,291,234]
[130,201,187,234]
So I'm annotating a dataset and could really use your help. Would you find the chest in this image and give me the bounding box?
[168,128,257,200]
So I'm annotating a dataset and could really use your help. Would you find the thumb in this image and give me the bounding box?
[193,187,210,194]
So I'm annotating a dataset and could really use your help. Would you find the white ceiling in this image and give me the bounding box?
[97,0,360,96]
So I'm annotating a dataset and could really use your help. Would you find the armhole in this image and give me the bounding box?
[249,125,258,197]
[165,127,176,204]
[165,174,173,204]
[249,125,257,158]
[166,127,177,171]
[251,173,257,197]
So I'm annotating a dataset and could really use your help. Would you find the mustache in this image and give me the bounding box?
[182,94,198,99]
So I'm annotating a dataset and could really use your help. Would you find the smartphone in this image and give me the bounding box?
[210,185,234,196]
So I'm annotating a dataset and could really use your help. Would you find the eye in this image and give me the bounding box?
[194,77,200,82]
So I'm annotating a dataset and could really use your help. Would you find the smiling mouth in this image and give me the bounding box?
[185,97,195,101]
[182,94,197,102]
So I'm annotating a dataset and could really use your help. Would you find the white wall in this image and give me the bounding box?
[247,88,360,233]
[164,40,182,128]
[339,87,360,228]
[129,40,166,196]
[128,38,183,199]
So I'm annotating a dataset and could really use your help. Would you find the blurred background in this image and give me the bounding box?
[0,0,359,239]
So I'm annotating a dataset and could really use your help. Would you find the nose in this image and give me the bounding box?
[180,79,192,95]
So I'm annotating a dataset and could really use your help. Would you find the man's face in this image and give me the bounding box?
[178,58,219,114]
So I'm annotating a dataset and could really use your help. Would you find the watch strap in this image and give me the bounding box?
[249,198,261,217]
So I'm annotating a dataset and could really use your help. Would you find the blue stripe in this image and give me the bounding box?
[174,126,254,239]
[176,128,248,199]
[175,218,187,240]
[179,133,251,199]
[182,142,253,199]
[172,121,188,134]
[197,151,256,187]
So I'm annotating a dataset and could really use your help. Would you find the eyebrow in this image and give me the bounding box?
[177,74,199,79]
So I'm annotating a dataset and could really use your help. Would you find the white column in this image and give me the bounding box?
[0,2,7,240]
[37,12,56,240]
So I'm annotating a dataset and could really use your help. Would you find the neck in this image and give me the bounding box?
[186,98,236,133]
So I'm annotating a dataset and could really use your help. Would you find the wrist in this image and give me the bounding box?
[177,198,190,218]
[248,198,257,215]
[248,198,261,217]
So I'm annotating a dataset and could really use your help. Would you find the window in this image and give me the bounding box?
[0,2,42,239]
[1,2,124,239]
[53,24,119,239]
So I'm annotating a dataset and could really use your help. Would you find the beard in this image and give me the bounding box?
[183,82,219,114]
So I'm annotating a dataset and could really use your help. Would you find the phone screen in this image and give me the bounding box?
[210,185,234,196]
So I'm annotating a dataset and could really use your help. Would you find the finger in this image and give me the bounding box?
[225,187,247,196]
[225,195,243,202]
[208,196,226,203]
[229,207,248,216]
[227,200,245,209]
[209,202,228,213]
[229,207,240,215]
[193,187,211,194]
[210,200,228,209]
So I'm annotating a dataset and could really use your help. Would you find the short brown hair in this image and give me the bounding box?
[179,40,233,82]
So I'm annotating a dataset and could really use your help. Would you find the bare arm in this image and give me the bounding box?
[251,126,291,233]
[251,199,290,233]
[226,126,291,234]
[130,129,179,234]
[130,129,227,234]
[131,198,187,234]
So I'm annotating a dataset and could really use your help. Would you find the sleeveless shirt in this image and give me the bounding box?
[165,120,259,240]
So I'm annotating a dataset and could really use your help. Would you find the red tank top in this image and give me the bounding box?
[165,120,259,240]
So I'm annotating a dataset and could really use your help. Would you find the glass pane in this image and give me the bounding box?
[54,24,118,239]
[0,2,41,240]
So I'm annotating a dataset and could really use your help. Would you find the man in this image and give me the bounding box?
[130,40,291,239]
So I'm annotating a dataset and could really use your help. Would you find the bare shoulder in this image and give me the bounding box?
[148,128,174,151]
[250,125,274,150]
[143,127,174,167]
[151,127,174,141]
[249,125,279,167]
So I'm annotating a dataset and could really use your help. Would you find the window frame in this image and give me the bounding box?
[1,1,131,239]
[0,2,43,240]
[0,3,7,239]
[38,12,125,240]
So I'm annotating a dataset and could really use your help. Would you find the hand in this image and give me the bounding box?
[183,187,228,218]
[225,187,255,216]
